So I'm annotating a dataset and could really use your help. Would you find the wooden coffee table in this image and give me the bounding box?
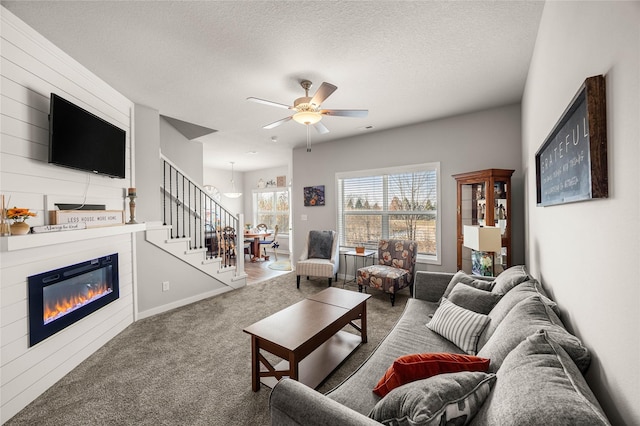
[243,287,371,391]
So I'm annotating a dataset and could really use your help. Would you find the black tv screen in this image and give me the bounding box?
[48,93,126,179]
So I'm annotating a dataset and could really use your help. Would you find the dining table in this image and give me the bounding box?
[244,231,271,262]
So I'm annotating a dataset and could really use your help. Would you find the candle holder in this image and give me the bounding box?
[0,195,10,236]
[127,188,137,224]
[0,217,10,236]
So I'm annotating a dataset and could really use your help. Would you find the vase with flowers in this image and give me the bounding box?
[7,207,36,235]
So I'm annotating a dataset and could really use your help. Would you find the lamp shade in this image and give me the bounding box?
[223,161,242,198]
[463,225,502,252]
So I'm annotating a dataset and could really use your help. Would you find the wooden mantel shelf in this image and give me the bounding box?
[0,223,147,252]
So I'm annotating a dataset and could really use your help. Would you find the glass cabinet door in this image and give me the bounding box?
[493,179,509,274]
[460,182,486,272]
[454,169,514,275]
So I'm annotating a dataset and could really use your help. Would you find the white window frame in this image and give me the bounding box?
[252,187,290,235]
[336,162,441,264]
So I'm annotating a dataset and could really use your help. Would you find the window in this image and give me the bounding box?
[337,163,440,263]
[253,189,290,234]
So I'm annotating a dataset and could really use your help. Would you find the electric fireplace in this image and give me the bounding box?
[28,254,119,346]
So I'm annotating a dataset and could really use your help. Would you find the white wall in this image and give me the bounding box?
[522,2,639,424]
[291,104,524,273]
[0,8,136,422]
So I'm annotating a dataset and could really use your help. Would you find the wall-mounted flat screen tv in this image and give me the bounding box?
[48,93,126,179]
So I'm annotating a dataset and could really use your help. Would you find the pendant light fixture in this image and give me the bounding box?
[224,161,242,198]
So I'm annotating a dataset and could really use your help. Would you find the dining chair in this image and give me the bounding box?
[259,224,279,260]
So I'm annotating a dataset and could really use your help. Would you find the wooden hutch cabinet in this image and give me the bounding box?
[452,169,514,274]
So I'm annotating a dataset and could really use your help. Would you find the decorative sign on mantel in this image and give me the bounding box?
[535,75,608,207]
[50,210,124,228]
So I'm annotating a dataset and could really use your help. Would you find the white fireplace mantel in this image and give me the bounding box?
[0,223,147,252]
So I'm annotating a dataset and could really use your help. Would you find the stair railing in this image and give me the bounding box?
[161,154,241,270]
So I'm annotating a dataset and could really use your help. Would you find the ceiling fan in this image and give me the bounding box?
[247,80,368,151]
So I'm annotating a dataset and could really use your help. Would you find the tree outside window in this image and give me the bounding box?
[338,164,439,260]
[255,190,289,234]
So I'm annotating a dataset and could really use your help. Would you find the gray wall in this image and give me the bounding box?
[522,2,639,424]
[160,117,204,184]
[134,104,162,222]
[291,104,524,272]
[135,105,220,316]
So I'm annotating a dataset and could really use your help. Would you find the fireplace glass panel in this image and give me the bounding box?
[42,266,114,325]
[28,254,119,346]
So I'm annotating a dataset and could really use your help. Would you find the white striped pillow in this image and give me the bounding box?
[427,297,490,355]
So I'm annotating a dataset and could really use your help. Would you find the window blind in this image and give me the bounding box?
[337,163,439,258]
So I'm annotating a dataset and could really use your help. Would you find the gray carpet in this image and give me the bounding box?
[7,273,409,426]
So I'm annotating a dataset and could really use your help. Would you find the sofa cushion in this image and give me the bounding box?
[490,265,531,294]
[477,279,553,350]
[326,298,466,416]
[370,371,496,426]
[448,284,502,315]
[442,271,493,299]
[470,331,610,425]
[308,230,334,259]
[427,298,489,355]
[373,353,490,397]
[477,295,590,373]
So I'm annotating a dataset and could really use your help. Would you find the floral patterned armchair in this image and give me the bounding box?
[356,239,417,306]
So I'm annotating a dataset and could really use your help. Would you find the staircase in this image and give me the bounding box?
[145,155,247,289]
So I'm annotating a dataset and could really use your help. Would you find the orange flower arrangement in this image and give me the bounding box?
[7,207,37,222]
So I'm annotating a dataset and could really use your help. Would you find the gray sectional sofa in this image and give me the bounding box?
[270,266,611,425]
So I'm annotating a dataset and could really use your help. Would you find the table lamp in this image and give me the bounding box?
[463,225,502,276]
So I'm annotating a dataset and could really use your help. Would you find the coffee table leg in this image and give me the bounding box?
[251,336,260,391]
[361,301,368,343]
[288,353,299,381]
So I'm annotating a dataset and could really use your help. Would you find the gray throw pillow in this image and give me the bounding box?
[448,284,502,315]
[490,265,531,294]
[369,371,496,426]
[472,330,610,425]
[308,230,333,259]
[477,295,590,373]
[427,298,489,355]
[442,270,493,299]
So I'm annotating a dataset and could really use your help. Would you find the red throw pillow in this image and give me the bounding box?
[373,353,490,397]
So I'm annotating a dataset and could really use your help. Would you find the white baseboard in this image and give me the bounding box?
[137,286,233,320]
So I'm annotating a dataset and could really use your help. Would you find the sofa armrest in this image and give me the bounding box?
[270,379,379,426]
[413,271,454,302]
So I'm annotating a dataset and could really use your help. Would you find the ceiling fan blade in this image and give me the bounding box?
[247,97,292,110]
[313,121,330,134]
[310,82,338,107]
[321,109,368,118]
[263,116,292,129]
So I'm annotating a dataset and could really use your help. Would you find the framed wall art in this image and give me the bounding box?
[303,185,325,206]
[535,75,608,207]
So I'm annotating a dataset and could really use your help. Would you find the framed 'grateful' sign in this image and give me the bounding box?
[535,75,608,207]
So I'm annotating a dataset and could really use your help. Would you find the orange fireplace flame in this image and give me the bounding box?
[44,282,111,324]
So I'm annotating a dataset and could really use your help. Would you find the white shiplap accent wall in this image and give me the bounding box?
[0,8,136,422]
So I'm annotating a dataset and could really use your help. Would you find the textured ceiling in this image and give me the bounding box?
[2,1,545,171]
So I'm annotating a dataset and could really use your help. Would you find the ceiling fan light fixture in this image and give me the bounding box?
[293,110,322,125]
